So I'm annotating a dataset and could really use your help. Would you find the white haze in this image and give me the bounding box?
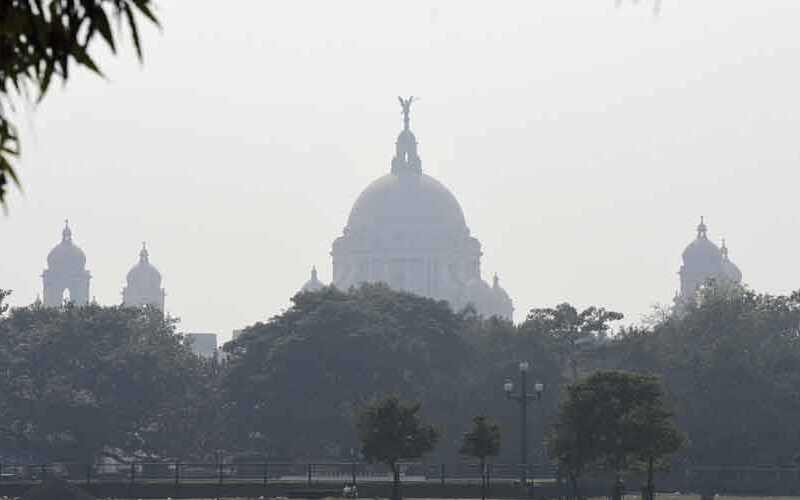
[2,0,800,341]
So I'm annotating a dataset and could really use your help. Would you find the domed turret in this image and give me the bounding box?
[47,221,87,270]
[681,217,721,269]
[122,242,165,311]
[300,266,325,293]
[677,217,742,304]
[491,274,514,320]
[42,220,91,307]
[720,239,742,283]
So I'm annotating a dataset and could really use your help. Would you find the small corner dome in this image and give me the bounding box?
[301,266,325,293]
[722,258,742,283]
[126,244,162,286]
[47,221,87,270]
[721,241,742,283]
[346,173,468,235]
[492,274,511,301]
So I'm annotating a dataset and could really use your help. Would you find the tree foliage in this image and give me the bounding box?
[602,284,800,466]
[460,415,501,462]
[460,415,501,500]
[527,303,622,381]
[19,277,800,475]
[0,300,212,465]
[356,394,438,500]
[0,0,159,205]
[221,284,475,458]
[548,371,681,499]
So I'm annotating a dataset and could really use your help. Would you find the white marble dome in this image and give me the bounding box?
[300,266,325,293]
[345,173,468,236]
[681,218,721,270]
[47,223,87,270]
[122,243,165,311]
[330,99,513,320]
[126,244,162,288]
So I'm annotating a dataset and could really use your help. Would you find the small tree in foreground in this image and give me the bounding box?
[622,403,683,500]
[356,395,439,500]
[548,371,682,500]
[459,416,501,500]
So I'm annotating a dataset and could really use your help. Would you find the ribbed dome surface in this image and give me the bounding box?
[346,173,467,234]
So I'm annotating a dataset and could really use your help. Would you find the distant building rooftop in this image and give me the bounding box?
[186,332,218,359]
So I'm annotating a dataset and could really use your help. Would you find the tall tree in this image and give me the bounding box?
[459,416,501,500]
[0,0,159,205]
[356,394,438,500]
[526,303,622,381]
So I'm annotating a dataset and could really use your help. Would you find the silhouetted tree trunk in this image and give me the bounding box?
[568,470,581,500]
[480,456,486,500]
[391,462,401,500]
[645,457,655,500]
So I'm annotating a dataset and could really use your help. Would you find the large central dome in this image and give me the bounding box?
[345,172,468,235]
[327,97,514,320]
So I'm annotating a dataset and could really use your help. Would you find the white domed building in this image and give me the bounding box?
[321,98,513,320]
[42,221,91,307]
[676,217,742,303]
[122,243,165,311]
[300,266,325,293]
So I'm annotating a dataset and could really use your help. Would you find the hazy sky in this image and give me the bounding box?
[3,0,800,341]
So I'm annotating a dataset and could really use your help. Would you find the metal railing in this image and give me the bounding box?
[0,461,558,487]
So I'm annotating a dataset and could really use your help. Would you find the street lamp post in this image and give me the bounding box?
[504,361,543,487]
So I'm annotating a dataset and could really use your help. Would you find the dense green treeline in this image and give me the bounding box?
[1,282,799,468]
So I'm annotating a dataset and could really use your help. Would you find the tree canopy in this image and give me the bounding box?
[356,394,438,500]
[602,284,800,465]
[460,415,501,500]
[4,279,800,476]
[549,370,681,500]
[526,303,622,381]
[0,298,212,465]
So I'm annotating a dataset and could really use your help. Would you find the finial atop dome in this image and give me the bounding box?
[62,219,72,241]
[311,265,318,281]
[493,273,500,289]
[391,96,422,175]
[140,242,149,263]
[398,96,415,131]
[697,216,707,239]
